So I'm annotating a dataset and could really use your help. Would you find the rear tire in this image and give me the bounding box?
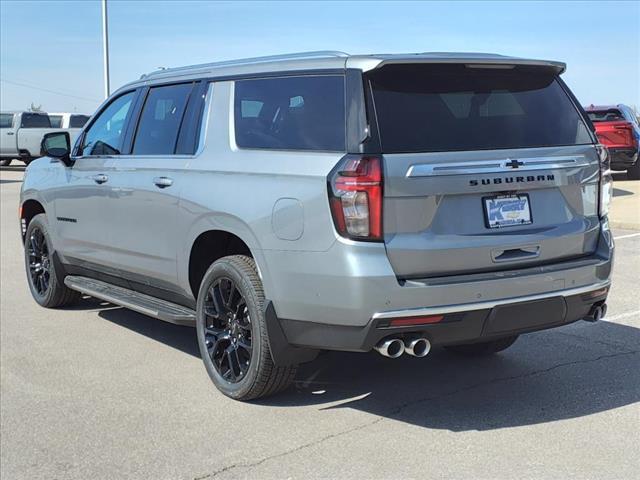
[0,159,11,167]
[626,160,640,180]
[445,335,519,356]
[196,255,297,401]
[24,214,80,308]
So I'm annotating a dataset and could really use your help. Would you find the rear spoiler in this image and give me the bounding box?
[347,54,566,75]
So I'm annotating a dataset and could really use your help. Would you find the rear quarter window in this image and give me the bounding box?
[21,113,51,128]
[368,64,592,153]
[234,75,345,151]
[70,115,90,128]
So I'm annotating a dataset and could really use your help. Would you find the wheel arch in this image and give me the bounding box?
[187,228,264,300]
[20,198,46,242]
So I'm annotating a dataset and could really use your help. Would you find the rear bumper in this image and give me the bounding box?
[274,282,610,353]
[262,222,614,359]
[608,147,638,170]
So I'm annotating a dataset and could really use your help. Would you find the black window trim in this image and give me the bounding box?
[74,68,347,159]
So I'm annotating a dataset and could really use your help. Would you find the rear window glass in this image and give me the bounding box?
[368,65,592,153]
[234,75,345,151]
[133,83,193,155]
[587,109,624,122]
[0,113,13,128]
[21,113,51,128]
[70,115,90,128]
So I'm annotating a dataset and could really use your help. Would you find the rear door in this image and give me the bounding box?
[366,63,599,278]
[104,81,205,293]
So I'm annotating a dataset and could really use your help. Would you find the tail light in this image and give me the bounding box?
[596,144,612,218]
[328,155,383,241]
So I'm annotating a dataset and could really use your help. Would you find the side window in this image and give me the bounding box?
[82,91,136,156]
[21,113,51,128]
[49,115,63,128]
[0,113,13,128]
[132,83,193,155]
[70,115,90,128]
[234,75,346,151]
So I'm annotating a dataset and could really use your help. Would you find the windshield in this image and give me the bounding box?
[368,64,592,153]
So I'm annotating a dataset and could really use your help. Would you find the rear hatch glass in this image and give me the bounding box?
[369,64,592,153]
[366,64,599,279]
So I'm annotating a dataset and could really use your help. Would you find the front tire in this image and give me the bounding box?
[24,214,80,308]
[196,255,297,401]
[445,335,519,356]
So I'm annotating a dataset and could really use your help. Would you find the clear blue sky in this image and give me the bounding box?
[1,0,638,114]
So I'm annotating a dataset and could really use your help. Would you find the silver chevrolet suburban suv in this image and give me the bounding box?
[20,52,614,400]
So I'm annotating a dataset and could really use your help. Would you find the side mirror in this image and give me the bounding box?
[41,132,73,166]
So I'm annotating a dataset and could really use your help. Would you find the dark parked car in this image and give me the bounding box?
[585,104,640,179]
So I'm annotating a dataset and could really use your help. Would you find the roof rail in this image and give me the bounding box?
[141,51,350,79]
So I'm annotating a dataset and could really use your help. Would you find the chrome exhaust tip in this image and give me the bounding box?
[405,338,431,357]
[374,338,405,358]
[585,303,607,322]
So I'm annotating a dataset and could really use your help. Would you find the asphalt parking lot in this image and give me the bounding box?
[1,167,638,480]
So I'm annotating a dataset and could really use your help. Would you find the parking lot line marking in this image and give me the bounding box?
[614,232,640,240]
[604,310,640,322]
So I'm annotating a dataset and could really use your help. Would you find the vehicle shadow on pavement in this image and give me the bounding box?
[96,303,639,432]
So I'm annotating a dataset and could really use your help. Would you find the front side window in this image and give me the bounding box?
[234,75,345,151]
[70,115,90,128]
[132,83,193,155]
[21,113,51,128]
[49,115,63,128]
[368,64,592,153]
[0,113,13,128]
[82,91,135,156]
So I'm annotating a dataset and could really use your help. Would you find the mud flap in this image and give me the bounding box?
[263,301,319,366]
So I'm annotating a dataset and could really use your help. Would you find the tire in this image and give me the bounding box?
[196,255,297,401]
[445,335,519,356]
[0,158,11,167]
[24,214,80,308]
[626,160,640,180]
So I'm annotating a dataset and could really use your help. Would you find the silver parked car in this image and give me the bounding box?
[20,51,614,400]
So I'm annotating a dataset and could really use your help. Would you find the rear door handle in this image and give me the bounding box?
[92,174,108,184]
[7,132,14,136]
[153,176,173,188]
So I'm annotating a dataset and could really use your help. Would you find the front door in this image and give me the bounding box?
[52,90,139,272]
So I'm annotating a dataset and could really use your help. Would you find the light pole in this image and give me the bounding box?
[102,0,110,99]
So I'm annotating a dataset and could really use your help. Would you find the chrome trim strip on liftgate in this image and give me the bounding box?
[371,281,610,320]
[406,155,590,177]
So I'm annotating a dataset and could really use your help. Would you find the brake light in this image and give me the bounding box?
[596,144,612,218]
[328,155,383,241]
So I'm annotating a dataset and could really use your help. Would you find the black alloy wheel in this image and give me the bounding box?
[203,277,253,383]
[27,226,51,296]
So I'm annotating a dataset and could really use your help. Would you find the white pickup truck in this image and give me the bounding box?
[0,111,85,166]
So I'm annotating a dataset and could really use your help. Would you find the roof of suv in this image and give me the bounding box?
[123,51,566,90]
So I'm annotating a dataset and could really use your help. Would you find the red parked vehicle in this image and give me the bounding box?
[585,104,640,179]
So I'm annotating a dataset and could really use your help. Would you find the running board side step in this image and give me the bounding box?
[64,276,196,327]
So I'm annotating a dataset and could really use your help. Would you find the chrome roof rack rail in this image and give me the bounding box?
[141,51,350,79]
